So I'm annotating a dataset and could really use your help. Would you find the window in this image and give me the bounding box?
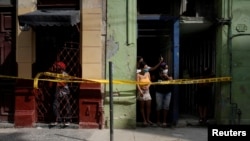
[0,0,13,6]
[37,0,79,9]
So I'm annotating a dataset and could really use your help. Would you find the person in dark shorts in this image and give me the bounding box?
[197,67,214,124]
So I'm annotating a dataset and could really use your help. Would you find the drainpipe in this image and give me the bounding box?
[126,0,133,46]
[126,0,129,45]
[227,13,235,125]
[227,0,238,125]
[218,18,239,124]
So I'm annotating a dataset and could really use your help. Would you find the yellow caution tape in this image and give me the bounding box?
[0,73,232,89]
[0,74,33,80]
[33,72,231,88]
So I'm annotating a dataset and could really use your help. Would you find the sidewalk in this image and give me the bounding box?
[0,123,208,141]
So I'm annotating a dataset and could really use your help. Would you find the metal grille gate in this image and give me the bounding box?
[179,31,216,119]
[35,42,81,124]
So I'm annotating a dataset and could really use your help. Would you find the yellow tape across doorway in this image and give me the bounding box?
[32,72,231,89]
[0,72,232,89]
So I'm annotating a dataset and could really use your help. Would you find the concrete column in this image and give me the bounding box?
[80,0,103,79]
[79,0,104,129]
[15,0,37,127]
[16,0,36,78]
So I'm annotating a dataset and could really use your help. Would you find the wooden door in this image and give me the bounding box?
[0,12,16,122]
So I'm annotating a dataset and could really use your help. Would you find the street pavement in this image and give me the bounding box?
[0,124,208,141]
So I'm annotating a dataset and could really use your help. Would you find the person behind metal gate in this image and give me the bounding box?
[49,61,71,126]
[197,66,214,125]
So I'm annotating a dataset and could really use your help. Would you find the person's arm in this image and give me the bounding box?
[57,72,68,87]
[48,80,54,87]
[136,74,143,95]
[149,57,163,71]
[163,73,173,80]
[145,72,151,89]
[57,81,66,87]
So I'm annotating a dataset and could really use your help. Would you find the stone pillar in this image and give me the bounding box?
[16,0,36,78]
[81,0,103,79]
[79,0,104,128]
[14,0,37,128]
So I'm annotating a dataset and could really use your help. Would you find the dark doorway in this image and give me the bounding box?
[0,3,16,123]
[33,26,79,75]
[137,17,174,124]
[137,0,216,125]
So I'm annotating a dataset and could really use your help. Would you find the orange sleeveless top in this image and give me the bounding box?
[139,75,151,86]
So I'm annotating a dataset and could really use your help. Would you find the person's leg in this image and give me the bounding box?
[202,106,207,122]
[139,100,147,125]
[162,92,171,127]
[162,109,168,127]
[52,95,59,125]
[197,88,204,123]
[203,89,210,123]
[145,100,153,125]
[64,95,71,125]
[198,106,203,123]
[156,110,161,126]
[198,90,206,123]
[155,92,162,125]
[201,86,211,123]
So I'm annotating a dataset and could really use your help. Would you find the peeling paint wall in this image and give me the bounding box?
[104,0,137,128]
[230,0,250,124]
[216,0,250,124]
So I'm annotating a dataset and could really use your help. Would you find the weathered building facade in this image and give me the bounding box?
[0,0,250,128]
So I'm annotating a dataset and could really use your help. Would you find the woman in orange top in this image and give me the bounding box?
[137,61,153,126]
